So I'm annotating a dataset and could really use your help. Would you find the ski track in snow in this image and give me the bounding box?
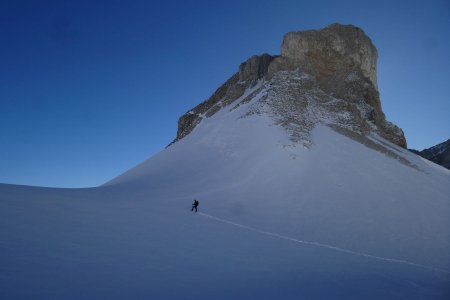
[198,212,450,276]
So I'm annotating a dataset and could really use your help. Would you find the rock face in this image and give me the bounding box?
[170,23,407,149]
[410,139,450,169]
[271,24,378,89]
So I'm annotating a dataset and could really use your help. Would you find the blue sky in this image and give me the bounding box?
[1,0,449,187]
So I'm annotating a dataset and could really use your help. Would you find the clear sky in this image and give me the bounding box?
[1,0,449,188]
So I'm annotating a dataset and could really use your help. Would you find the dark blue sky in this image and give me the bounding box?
[1,0,449,187]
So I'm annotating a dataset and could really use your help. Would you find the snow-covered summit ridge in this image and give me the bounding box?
[172,23,406,149]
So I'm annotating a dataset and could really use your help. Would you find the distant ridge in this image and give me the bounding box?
[410,139,450,169]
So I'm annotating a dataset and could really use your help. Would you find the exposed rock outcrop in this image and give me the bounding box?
[269,24,378,89]
[170,23,407,149]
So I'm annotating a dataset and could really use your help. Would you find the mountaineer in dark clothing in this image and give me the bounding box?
[191,199,199,212]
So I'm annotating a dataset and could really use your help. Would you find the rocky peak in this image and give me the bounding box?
[267,24,385,128]
[170,23,407,149]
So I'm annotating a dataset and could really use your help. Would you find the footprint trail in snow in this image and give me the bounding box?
[198,212,450,276]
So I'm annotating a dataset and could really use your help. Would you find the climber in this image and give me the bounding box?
[191,199,199,213]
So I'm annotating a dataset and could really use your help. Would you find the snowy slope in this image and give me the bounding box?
[1,89,449,299]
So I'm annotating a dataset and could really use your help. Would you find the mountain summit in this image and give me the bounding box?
[173,23,406,149]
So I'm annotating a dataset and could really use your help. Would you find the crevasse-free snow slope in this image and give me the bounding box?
[1,24,450,299]
[1,92,449,299]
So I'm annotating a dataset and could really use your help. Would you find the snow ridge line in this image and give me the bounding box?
[198,212,450,275]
